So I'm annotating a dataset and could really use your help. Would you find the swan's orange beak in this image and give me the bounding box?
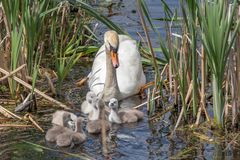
[111,51,119,68]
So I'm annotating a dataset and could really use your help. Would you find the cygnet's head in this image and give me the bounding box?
[108,98,119,110]
[86,91,98,104]
[67,120,75,131]
[104,30,119,68]
[62,113,72,127]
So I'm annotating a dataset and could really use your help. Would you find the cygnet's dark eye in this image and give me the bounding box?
[88,99,92,104]
[94,104,98,110]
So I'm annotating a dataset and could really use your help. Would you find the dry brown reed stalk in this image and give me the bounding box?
[0,105,13,118]
[167,18,179,105]
[193,132,213,142]
[173,75,178,105]
[75,77,88,87]
[0,99,15,105]
[225,70,230,118]
[0,105,22,119]
[172,80,195,134]
[185,80,193,104]
[230,52,238,128]
[0,124,32,128]
[134,64,169,110]
[1,5,11,90]
[182,33,191,86]
[147,88,151,111]
[196,46,207,125]
[232,6,240,128]
[44,72,56,96]
[101,104,108,155]
[0,67,71,110]
[25,114,44,133]
[137,0,159,90]
[19,38,28,84]
[134,95,162,110]
[172,102,185,136]
[0,64,26,82]
[169,59,173,95]
[151,87,156,111]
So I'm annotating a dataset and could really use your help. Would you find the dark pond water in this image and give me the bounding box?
[1,0,240,160]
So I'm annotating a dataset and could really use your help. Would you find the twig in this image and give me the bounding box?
[185,80,193,103]
[0,64,26,82]
[0,99,16,105]
[0,124,32,127]
[193,132,213,142]
[26,114,44,133]
[0,105,13,118]
[75,77,88,87]
[0,105,22,120]
[171,100,186,136]
[0,67,71,110]
[137,0,159,89]
[45,72,56,95]
[146,88,151,111]
[101,102,108,156]
[134,94,161,109]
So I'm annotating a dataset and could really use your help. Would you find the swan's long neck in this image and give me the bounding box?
[103,50,121,101]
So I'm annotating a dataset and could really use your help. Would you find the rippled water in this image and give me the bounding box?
[1,0,240,160]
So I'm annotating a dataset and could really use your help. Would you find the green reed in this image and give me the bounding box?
[198,0,240,128]
[138,0,240,129]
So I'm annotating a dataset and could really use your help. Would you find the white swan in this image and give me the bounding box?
[88,30,146,101]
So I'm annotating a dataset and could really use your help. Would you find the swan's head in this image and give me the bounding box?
[108,98,119,110]
[104,30,119,68]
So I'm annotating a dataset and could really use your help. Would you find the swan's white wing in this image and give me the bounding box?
[88,35,146,99]
[116,38,146,98]
[88,45,106,95]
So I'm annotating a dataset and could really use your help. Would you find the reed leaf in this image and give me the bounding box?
[181,0,199,116]
[74,0,125,34]
[198,0,240,128]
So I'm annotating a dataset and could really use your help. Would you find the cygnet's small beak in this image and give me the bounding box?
[111,50,119,68]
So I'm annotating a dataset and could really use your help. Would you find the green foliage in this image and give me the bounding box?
[1,0,124,97]
[139,0,240,128]
[2,0,23,96]
[198,0,240,127]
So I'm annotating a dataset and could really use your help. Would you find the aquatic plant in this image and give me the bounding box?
[138,0,240,129]
[0,0,124,97]
[198,0,240,127]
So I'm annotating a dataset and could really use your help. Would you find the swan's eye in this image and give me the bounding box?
[110,45,118,53]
